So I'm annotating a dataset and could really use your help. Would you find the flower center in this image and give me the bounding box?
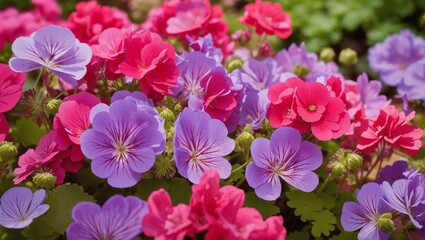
[308,105,316,112]
[191,152,200,162]
[114,143,129,161]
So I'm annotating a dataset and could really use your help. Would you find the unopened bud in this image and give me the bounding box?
[33,172,56,189]
[227,57,244,73]
[292,64,310,79]
[160,108,175,122]
[320,47,335,62]
[377,213,394,233]
[330,162,346,177]
[345,152,363,170]
[174,104,182,113]
[339,48,358,66]
[46,99,62,115]
[0,142,18,161]
[153,155,176,179]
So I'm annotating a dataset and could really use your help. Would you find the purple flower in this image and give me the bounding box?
[397,60,425,101]
[357,73,391,117]
[239,90,269,130]
[381,175,425,228]
[341,183,393,240]
[375,160,409,184]
[67,195,148,240]
[0,187,49,229]
[173,108,234,183]
[368,29,425,87]
[240,58,282,92]
[245,127,322,200]
[81,94,165,188]
[275,42,337,82]
[401,94,413,115]
[9,25,92,86]
[187,34,223,63]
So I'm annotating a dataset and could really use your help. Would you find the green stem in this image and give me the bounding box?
[33,69,43,88]
[232,161,248,173]
[235,176,246,187]
[316,175,332,196]
[363,142,387,182]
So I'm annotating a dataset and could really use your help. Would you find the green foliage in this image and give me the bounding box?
[286,190,324,222]
[311,209,337,237]
[244,192,280,218]
[286,231,310,240]
[11,118,47,146]
[136,178,192,205]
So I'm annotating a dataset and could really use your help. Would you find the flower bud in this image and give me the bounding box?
[319,47,335,62]
[33,172,56,189]
[377,213,394,233]
[345,152,363,170]
[330,162,346,177]
[46,99,62,115]
[237,132,255,149]
[292,64,310,79]
[160,108,175,122]
[0,142,18,162]
[226,57,244,73]
[339,48,358,66]
[174,104,182,113]
[153,155,176,179]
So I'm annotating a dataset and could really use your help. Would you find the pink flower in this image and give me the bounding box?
[67,1,131,43]
[142,189,192,240]
[118,30,178,102]
[31,0,61,22]
[0,64,25,113]
[0,114,9,142]
[13,131,68,185]
[53,92,100,163]
[295,82,330,122]
[239,0,292,39]
[355,105,423,156]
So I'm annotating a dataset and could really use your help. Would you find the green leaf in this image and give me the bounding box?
[135,178,169,200]
[244,192,280,218]
[135,178,192,205]
[330,230,357,240]
[286,190,324,222]
[11,118,47,146]
[22,215,59,240]
[224,163,244,184]
[0,226,26,240]
[43,184,95,234]
[286,231,310,240]
[311,209,337,237]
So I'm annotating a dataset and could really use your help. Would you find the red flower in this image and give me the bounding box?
[355,105,423,156]
[0,114,9,142]
[53,92,100,164]
[239,0,292,39]
[295,82,330,122]
[142,189,193,240]
[67,1,131,43]
[0,64,25,113]
[118,31,178,102]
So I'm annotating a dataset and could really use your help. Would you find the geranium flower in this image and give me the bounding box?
[239,0,292,39]
[67,1,131,43]
[0,114,9,142]
[239,90,270,130]
[9,25,92,86]
[67,195,148,240]
[0,187,49,229]
[246,127,323,200]
[142,189,192,240]
[54,92,100,163]
[295,81,330,122]
[13,131,68,185]
[381,175,425,229]
[173,108,234,183]
[356,73,391,117]
[80,96,164,188]
[341,183,393,240]
[355,105,423,156]
[118,30,178,102]
[240,58,282,92]
[0,64,25,113]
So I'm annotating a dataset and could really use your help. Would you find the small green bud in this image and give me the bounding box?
[46,99,62,115]
[410,159,425,173]
[0,142,18,161]
[292,64,310,78]
[345,152,363,170]
[226,57,244,73]
[243,124,254,134]
[377,213,394,233]
[33,172,56,189]
[319,47,335,62]
[153,155,176,179]
[330,162,346,177]
[237,132,255,149]
[339,48,358,66]
[167,126,175,139]
[160,108,175,122]
[174,104,182,113]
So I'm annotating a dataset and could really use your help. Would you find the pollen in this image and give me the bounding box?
[308,105,316,112]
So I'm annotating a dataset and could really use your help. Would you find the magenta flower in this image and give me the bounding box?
[80,95,165,188]
[0,114,8,142]
[9,25,92,86]
[0,187,49,229]
[0,64,25,113]
[246,127,322,200]
[173,108,234,183]
[67,195,148,240]
[341,183,393,240]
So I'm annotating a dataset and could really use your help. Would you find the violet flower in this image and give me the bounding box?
[245,127,322,200]
[357,73,391,117]
[80,94,165,188]
[239,90,269,130]
[9,25,92,86]
[173,108,234,183]
[240,58,281,92]
[0,187,49,229]
[341,183,393,240]
[375,160,409,184]
[67,195,148,240]
[187,34,223,63]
